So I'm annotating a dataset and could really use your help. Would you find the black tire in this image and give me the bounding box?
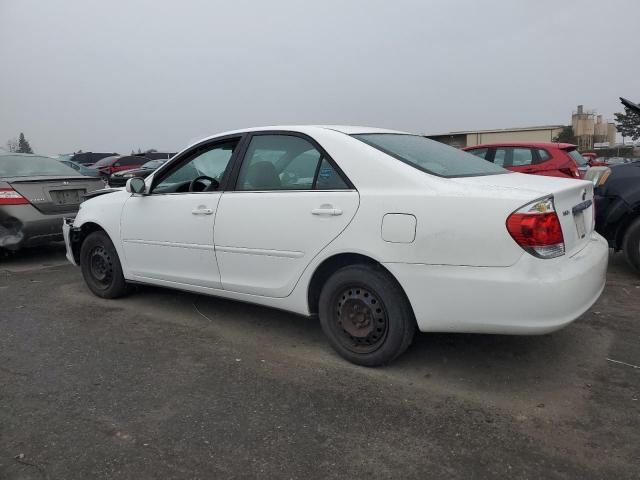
[622,217,640,273]
[80,231,132,299]
[318,264,416,367]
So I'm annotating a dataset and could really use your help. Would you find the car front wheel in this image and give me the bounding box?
[80,231,132,298]
[318,264,416,366]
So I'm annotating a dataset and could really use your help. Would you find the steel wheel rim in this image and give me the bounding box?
[89,246,113,287]
[332,286,389,354]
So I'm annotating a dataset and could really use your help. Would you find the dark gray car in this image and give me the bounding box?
[1,153,105,250]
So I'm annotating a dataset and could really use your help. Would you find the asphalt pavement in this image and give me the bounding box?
[0,244,639,479]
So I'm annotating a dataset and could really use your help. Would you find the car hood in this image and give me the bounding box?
[83,187,125,200]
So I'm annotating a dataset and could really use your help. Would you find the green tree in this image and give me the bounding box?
[614,107,640,141]
[17,132,33,153]
[553,126,577,144]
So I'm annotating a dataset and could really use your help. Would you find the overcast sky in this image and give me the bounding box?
[1,0,638,155]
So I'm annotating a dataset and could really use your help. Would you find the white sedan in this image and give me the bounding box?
[63,126,608,366]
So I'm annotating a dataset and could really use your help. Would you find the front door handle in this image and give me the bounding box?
[192,207,213,215]
[311,207,342,216]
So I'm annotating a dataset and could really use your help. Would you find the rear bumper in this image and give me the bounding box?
[0,204,74,249]
[384,232,609,335]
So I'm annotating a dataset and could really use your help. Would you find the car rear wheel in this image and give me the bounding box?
[622,217,640,273]
[318,264,416,366]
[80,231,132,298]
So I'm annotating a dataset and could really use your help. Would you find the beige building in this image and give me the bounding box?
[427,105,617,150]
[427,125,565,149]
[572,105,616,150]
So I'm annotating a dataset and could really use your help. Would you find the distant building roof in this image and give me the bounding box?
[427,125,566,136]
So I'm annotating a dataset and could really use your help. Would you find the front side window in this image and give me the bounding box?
[153,140,237,194]
[236,134,349,190]
[353,134,507,178]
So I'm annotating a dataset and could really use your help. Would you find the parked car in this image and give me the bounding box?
[89,155,149,177]
[63,126,607,366]
[59,159,102,177]
[69,152,118,166]
[109,159,168,187]
[588,162,640,273]
[581,152,609,166]
[0,153,104,250]
[463,142,588,179]
[602,157,637,165]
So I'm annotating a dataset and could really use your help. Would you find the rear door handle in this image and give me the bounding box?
[192,207,213,215]
[311,208,342,216]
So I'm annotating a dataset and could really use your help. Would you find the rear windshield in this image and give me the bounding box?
[353,134,508,178]
[0,155,82,177]
[567,150,588,167]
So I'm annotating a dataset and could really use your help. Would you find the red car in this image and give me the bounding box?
[463,142,588,179]
[89,155,149,176]
[581,152,608,167]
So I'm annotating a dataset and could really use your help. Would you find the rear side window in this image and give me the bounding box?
[236,135,350,190]
[537,149,551,161]
[493,148,534,167]
[511,148,534,166]
[119,156,142,166]
[468,148,488,159]
[315,158,348,189]
[353,134,507,178]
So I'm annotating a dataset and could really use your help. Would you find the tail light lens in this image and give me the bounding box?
[0,187,29,205]
[506,196,565,259]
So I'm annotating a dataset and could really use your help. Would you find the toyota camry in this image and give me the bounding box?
[63,126,608,366]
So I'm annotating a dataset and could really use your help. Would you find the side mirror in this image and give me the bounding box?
[126,177,147,194]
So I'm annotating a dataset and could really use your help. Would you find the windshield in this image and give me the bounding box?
[0,155,82,177]
[142,159,165,169]
[567,150,588,167]
[353,134,508,178]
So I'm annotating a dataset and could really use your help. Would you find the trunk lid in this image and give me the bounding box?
[454,173,594,257]
[7,176,105,214]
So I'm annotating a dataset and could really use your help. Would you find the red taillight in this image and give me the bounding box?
[0,188,29,205]
[506,197,565,259]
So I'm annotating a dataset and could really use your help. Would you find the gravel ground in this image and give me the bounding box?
[0,244,639,479]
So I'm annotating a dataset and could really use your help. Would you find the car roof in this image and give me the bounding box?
[464,141,576,149]
[191,125,411,146]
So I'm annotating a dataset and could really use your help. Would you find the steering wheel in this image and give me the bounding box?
[189,175,219,192]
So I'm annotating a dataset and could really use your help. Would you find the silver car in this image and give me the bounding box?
[0,153,104,250]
